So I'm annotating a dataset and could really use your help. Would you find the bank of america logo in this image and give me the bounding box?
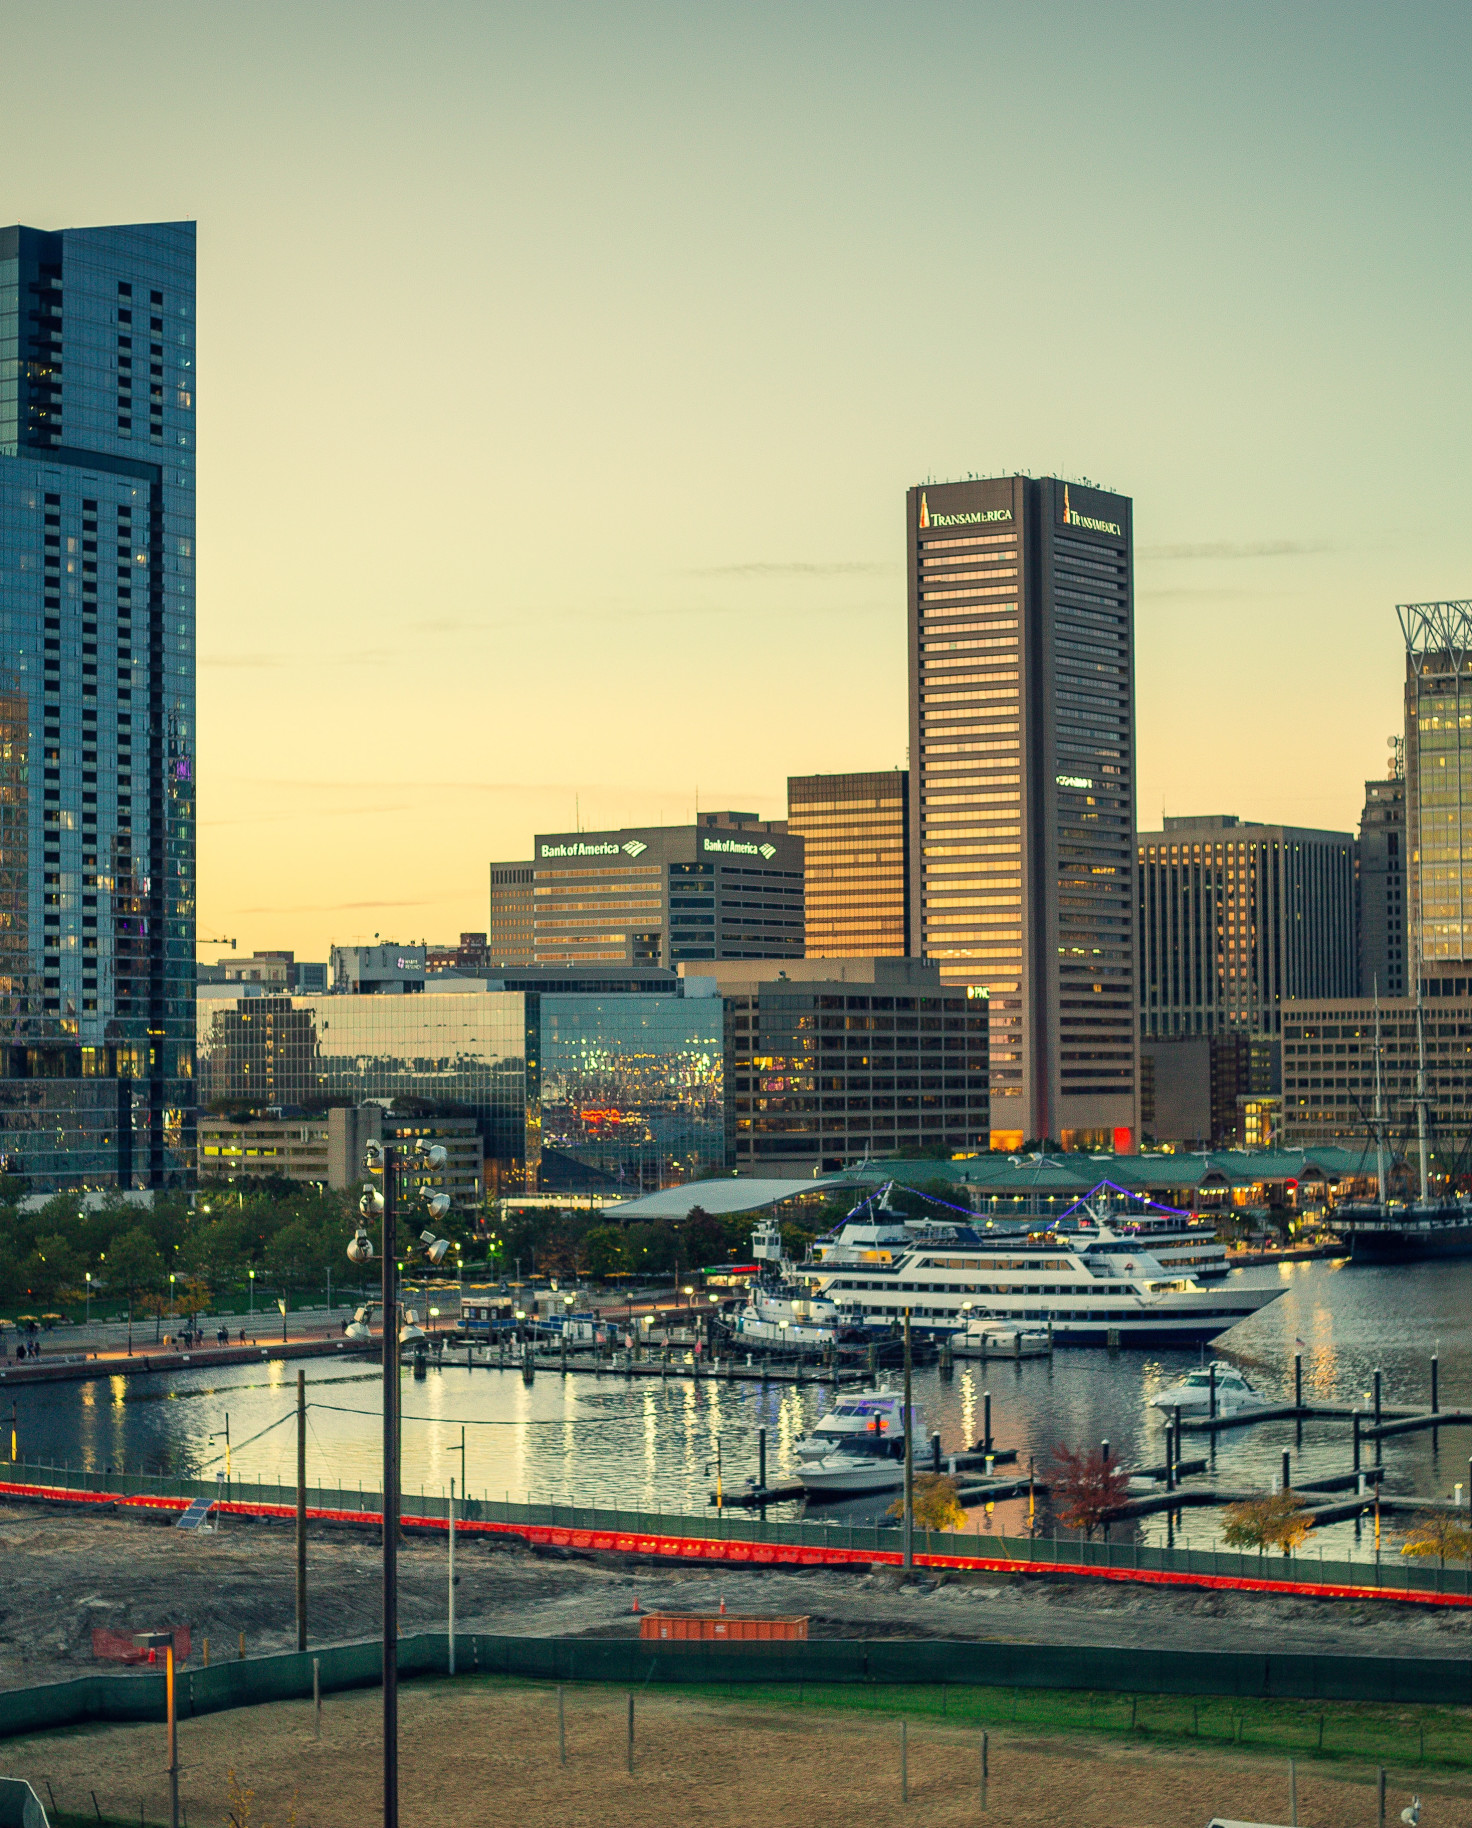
[918,491,929,530]
[622,840,648,857]
[759,843,776,860]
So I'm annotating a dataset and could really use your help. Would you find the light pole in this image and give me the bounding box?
[84,1272,92,1328]
[348,1138,450,1828]
[248,1268,255,1323]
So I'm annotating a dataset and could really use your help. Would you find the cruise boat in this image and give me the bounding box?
[798,1187,1281,1346]
[794,1390,907,1459]
[1149,1360,1270,1416]
[727,1214,866,1351]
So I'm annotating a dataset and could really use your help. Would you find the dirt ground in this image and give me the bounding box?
[1,1497,1468,1692]
[6,1682,1470,1828]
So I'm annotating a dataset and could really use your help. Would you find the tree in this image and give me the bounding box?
[103,1226,162,1308]
[888,1472,966,1532]
[21,1232,82,1305]
[582,1223,627,1280]
[1050,1445,1132,1538]
[1400,1511,1472,1568]
[1221,1490,1314,1556]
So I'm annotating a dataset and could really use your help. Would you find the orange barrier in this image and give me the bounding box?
[4,1477,1469,1614]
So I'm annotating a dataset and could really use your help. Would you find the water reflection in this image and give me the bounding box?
[12,1261,1472,1557]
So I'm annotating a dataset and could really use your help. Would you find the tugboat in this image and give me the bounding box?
[727,1215,866,1351]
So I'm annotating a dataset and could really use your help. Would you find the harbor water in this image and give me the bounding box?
[10,1258,1472,1555]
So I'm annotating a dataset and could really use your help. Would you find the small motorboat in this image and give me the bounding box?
[797,1403,928,1495]
[794,1390,905,1460]
[1148,1360,1268,1417]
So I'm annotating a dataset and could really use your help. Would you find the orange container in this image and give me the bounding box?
[639,1612,808,1641]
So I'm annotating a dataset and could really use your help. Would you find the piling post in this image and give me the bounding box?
[758,1427,767,1494]
[983,1390,992,1455]
[1208,1363,1217,1419]
[1282,1449,1291,1494]
[1101,1438,1110,1465]
[1353,1410,1361,1471]
[1374,1368,1382,1427]
[1294,1352,1302,1411]
[1432,1353,1440,1413]
[1165,1423,1175,1492]
[931,1431,941,1475]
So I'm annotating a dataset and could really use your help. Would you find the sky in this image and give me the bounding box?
[9,2,1471,960]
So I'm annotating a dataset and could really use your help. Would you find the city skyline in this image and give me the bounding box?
[2,5,1467,960]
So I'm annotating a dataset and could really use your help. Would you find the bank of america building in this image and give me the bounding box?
[0,221,195,1188]
[907,476,1137,1152]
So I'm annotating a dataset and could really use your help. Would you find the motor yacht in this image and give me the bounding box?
[1148,1360,1269,1416]
[796,1402,927,1496]
[794,1390,906,1459]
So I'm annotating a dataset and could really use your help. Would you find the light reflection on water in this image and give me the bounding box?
[14,1260,1472,1555]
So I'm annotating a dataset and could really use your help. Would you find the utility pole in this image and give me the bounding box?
[902,1309,914,1570]
[296,1368,307,1653]
[382,1144,400,1828]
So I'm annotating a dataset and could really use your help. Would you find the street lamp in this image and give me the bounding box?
[248,1267,255,1321]
[347,1136,449,1828]
[84,1272,92,1328]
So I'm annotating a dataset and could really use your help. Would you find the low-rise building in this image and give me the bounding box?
[196,1104,483,1207]
[681,956,988,1174]
[1281,993,1472,1152]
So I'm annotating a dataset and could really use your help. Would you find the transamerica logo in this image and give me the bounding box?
[1062,485,1122,539]
[539,841,620,859]
[919,490,1012,531]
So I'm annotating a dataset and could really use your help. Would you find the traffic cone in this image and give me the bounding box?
[631,1594,639,1614]
[719,1595,726,1615]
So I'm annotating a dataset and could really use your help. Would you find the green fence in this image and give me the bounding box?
[5,1456,1470,1600]
[2,1630,1471,1743]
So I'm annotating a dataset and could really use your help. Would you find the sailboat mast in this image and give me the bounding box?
[1373,980,1387,1205]
[1414,967,1431,1204]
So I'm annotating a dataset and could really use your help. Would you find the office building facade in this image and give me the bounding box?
[1403,601,1472,984]
[532,812,803,969]
[787,769,909,957]
[1281,993,1472,1153]
[1358,770,1407,998]
[198,1106,483,1207]
[1140,1032,1280,1149]
[0,221,196,1190]
[690,957,988,1173]
[906,475,1136,1152]
[1137,815,1357,1039]
[488,863,535,967]
[197,983,727,1193]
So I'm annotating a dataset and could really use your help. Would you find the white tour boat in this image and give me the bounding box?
[1148,1360,1270,1417]
[798,1186,1281,1346]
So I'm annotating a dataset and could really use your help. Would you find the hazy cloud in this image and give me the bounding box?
[1138,540,1330,561]
[201,654,285,668]
[236,899,435,914]
[685,560,896,579]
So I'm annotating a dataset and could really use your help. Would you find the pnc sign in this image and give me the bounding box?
[919,491,1012,531]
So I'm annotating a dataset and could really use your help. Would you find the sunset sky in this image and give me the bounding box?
[9,3,1470,960]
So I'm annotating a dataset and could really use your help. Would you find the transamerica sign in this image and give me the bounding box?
[919,490,1012,531]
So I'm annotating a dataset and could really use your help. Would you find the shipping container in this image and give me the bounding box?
[639,1613,808,1642]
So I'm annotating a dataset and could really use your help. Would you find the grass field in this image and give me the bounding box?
[7,1677,1472,1828]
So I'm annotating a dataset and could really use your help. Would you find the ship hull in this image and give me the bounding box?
[1347,1224,1472,1262]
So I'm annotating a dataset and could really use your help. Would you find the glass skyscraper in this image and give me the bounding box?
[1402,601,1472,990]
[906,475,1137,1152]
[787,769,910,957]
[0,221,196,1188]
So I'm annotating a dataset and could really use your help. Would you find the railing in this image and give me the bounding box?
[5,1457,1469,1600]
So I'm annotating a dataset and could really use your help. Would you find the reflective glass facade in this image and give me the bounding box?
[1403,616,1472,977]
[0,221,196,1189]
[540,994,727,1190]
[197,988,728,1192]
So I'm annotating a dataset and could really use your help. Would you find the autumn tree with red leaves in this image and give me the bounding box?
[1050,1445,1133,1538]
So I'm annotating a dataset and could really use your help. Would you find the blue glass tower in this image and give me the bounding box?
[0,221,196,1188]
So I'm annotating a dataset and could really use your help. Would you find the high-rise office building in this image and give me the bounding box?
[787,769,909,957]
[488,861,535,967]
[1402,601,1472,988]
[1137,815,1356,1037]
[0,221,196,1189]
[531,812,803,968]
[1358,765,1407,998]
[906,475,1137,1152]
